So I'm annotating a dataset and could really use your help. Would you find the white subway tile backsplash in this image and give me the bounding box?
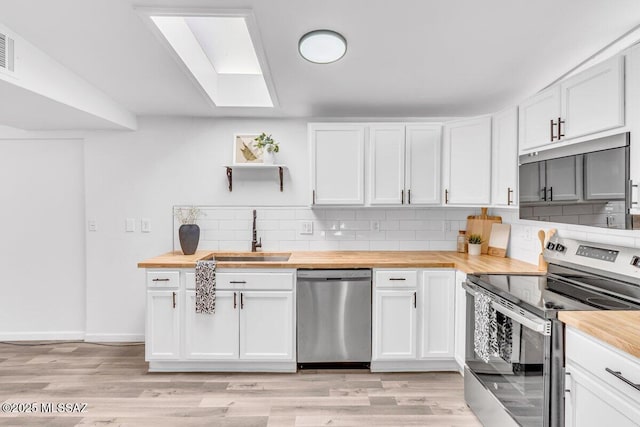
[279,240,310,251]
[380,220,400,231]
[370,241,400,250]
[324,209,356,220]
[398,241,430,250]
[219,220,251,230]
[356,210,387,220]
[309,240,340,250]
[386,209,416,220]
[415,230,446,241]
[356,231,387,241]
[385,230,416,241]
[339,241,371,250]
[256,220,280,230]
[430,240,458,251]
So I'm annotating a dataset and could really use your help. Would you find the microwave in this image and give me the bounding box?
[519,132,632,229]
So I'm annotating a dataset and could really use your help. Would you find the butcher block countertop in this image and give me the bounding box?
[138,250,540,274]
[559,311,640,359]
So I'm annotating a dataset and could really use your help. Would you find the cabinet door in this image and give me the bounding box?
[373,290,417,360]
[239,291,294,360]
[418,271,455,359]
[405,124,442,205]
[369,124,405,205]
[146,290,180,360]
[565,365,640,427]
[311,124,365,205]
[491,108,519,206]
[546,156,580,202]
[519,161,545,203]
[454,272,467,369]
[519,86,561,152]
[584,147,627,200]
[561,56,624,140]
[184,290,239,360]
[443,116,492,205]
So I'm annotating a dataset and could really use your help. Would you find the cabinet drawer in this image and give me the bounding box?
[216,272,294,290]
[147,271,179,288]
[566,327,640,405]
[375,270,417,288]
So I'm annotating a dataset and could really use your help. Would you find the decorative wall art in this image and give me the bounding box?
[233,134,263,164]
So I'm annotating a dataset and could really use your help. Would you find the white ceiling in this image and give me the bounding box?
[2,0,640,121]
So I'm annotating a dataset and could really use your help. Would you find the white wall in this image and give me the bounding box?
[0,138,85,340]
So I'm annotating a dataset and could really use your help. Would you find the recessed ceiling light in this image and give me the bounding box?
[298,30,347,64]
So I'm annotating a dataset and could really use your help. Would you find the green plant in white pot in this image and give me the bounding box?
[255,133,279,164]
[467,234,483,256]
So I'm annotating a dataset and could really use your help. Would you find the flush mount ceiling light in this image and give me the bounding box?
[298,30,347,64]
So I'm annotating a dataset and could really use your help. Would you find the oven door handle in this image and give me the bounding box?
[491,302,551,336]
[462,281,478,295]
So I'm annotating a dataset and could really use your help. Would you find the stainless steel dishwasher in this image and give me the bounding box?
[297,269,372,367]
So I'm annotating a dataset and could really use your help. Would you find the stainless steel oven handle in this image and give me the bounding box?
[462,281,478,295]
[491,302,551,335]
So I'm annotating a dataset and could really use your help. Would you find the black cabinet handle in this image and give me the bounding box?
[172,292,176,308]
[233,292,237,309]
[408,189,412,204]
[445,189,449,204]
[240,293,244,309]
[389,278,406,281]
[152,278,170,282]
[605,367,640,391]
[413,291,417,308]
[558,117,565,139]
[230,281,246,284]
[549,187,553,201]
[401,190,404,204]
[542,186,547,201]
[550,119,557,141]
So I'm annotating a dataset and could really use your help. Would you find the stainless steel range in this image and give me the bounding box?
[464,237,640,427]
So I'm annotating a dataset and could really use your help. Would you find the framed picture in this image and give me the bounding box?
[233,134,263,164]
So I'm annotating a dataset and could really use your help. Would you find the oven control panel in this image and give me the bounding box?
[576,245,619,262]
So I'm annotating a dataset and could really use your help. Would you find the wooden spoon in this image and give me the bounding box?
[538,229,546,252]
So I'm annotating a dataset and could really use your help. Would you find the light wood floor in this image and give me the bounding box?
[0,342,481,426]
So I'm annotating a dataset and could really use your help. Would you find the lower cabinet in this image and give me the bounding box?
[453,271,467,371]
[145,269,296,372]
[146,289,181,360]
[564,327,640,427]
[372,269,457,371]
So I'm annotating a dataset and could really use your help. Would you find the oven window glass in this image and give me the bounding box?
[466,292,546,427]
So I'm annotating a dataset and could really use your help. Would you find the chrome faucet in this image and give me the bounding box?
[251,209,262,252]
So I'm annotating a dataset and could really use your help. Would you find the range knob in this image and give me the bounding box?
[555,244,566,253]
[631,256,640,268]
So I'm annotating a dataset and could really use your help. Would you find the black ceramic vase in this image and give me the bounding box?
[179,224,200,255]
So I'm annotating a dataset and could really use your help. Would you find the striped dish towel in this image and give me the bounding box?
[195,260,216,314]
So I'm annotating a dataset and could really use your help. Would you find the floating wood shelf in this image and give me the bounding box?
[224,165,288,192]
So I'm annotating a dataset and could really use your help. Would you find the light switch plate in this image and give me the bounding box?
[88,219,97,232]
[300,221,313,235]
[126,218,136,232]
[141,218,151,233]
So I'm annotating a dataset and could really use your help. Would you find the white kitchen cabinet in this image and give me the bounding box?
[405,124,442,205]
[560,56,625,140]
[418,271,455,359]
[518,86,561,152]
[519,56,625,153]
[373,289,417,360]
[565,327,640,427]
[491,107,518,206]
[310,123,365,205]
[454,271,467,371]
[146,290,180,360]
[239,291,294,360]
[369,124,406,205]
[368,123,442,205]
[443,116,492,205]
[184,290,239,360]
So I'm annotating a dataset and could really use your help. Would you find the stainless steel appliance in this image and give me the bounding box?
[297,269,372,367]
[519,132,633,229]
[464,237,640,427]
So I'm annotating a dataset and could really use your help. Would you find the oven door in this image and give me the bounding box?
[463,281,553,427]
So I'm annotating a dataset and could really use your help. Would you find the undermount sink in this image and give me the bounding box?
[214,254,291,262]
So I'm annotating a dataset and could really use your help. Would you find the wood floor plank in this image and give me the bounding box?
[0,342,480,426]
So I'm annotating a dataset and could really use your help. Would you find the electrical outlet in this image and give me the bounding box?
[300,221,313,235]
[88,219,97,232]
[126,218,136,232]
[371,221,380,231]
[524,227,533,241]
[141,218,151,233]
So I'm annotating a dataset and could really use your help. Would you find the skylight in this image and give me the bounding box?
[150,14,273,108]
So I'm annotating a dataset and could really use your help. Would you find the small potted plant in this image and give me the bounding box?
[467,234,483,256]
[254,133,279,164]
[174,206,204,255]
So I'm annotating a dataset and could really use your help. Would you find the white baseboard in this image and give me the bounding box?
[370,359,460,372]
[0,331,85,341]
[84,333,144,342]
[148,361,297,373]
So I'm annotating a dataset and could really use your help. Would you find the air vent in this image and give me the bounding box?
[0,32,15,72]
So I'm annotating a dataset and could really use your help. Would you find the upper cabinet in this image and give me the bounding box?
[519,56,625,153]
[443,116,492,205]
[369,124,442,206]
[310,124,366,205]
[491,107,518,207]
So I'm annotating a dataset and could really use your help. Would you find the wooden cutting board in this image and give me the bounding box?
[487,223,510,257]
[466,207,502,254]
